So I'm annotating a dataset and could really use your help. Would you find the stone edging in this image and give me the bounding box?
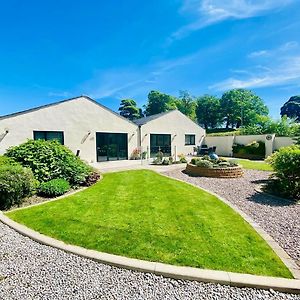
[0,170,300,294]
[185,163,244,178]
[0,212,299,294]
[158,172,300,281]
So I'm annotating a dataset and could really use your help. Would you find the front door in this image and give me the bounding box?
[96,132,128,161]
[150,134,171,158]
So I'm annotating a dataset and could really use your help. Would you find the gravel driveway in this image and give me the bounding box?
[163,169,300,269]
[0,223,300,300]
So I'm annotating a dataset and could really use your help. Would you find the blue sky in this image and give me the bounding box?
[0,0,299,118]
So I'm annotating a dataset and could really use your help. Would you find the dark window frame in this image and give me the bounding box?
[33,131,64,145]
[185,134,195,146]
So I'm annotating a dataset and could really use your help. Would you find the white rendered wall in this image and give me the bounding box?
[204,134,295,158]
[0,97,138,163]
[140,110,205,159]
[274,137,295,150]
[204,136,235,156]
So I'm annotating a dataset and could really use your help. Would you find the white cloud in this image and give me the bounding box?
[279,41,298,51]
[80,52,201,99]
[248,41,298,58]
[171,0,294,40]
[47,91,72,98]
[210,55,300,90]
[248,50,269,58]
[211,41,300,91]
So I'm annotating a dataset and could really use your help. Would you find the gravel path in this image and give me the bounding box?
[163,169,300,268]
[0,223,300,300]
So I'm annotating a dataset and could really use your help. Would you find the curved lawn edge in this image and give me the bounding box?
[2,170,299,277]
[0,211,299,294]
[159,172,300,280]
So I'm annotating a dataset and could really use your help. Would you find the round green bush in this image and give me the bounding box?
[191,158,201,165]
[196,160,214,168]
[0,164,37,210]
[5,140,92,185]
[266,145,300,200]
[38,178,70,197]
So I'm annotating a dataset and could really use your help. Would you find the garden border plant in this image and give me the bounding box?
[0,157,37,210]
[1,140,100,209]
[266,145,300,201]
[232,141,265,160]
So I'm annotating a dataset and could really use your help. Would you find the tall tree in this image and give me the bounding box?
[144,90,177,116]
[175,90,196,120]
[118,99,142,120]
[220,89,268,128]
[195,95,222,129]
[280,96,300,121]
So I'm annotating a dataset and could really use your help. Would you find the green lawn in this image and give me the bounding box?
[229,158,273,171]
[7,170,290,277]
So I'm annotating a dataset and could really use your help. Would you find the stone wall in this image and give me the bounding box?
[185,163,244,178]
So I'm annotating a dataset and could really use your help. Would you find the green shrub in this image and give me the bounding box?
[178,154,187,163]
[38,179,70,197]
[266,145,300,200]
[153,151,164,165]
[191,158,201,165]
[5,140,92,185]
[0,164,37,209]
[233,141,265,157]
[141,151,147,159]
[196,160,214,168]
[0,155,18,166]
[162,158,172,165]
[218,161,231,168]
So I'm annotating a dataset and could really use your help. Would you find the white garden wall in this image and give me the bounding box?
[273,137,295,150]
[204,134,295,158]
[204,136,234,156]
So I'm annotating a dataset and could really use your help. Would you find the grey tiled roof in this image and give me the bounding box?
[133,110,174,125]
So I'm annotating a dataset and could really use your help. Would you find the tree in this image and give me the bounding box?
[118,99,142,120]
[220,89,268,128]
[144,91,177,116]
[195,95,222,129]
[175,90,196,120]
[280,96,300,121]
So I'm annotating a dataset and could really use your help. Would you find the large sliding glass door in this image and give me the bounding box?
[150,134,171,158]
[96,132,128,162]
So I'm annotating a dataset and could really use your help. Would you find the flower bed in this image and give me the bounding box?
[185,163,244,178]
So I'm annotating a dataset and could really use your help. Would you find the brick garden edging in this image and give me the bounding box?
[185,163,244,178]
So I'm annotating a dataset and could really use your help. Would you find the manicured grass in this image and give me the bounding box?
[7,170,290,277]
[231,159,273,171]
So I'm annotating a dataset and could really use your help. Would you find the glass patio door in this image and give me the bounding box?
[96,132,128,161]
[150,134,171,158]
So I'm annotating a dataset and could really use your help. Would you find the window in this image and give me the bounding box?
[33,131,64,144]
[185,134,195,145]
[150,134,171,158]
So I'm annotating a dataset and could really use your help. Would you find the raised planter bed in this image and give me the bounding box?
[185,163,244,178]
